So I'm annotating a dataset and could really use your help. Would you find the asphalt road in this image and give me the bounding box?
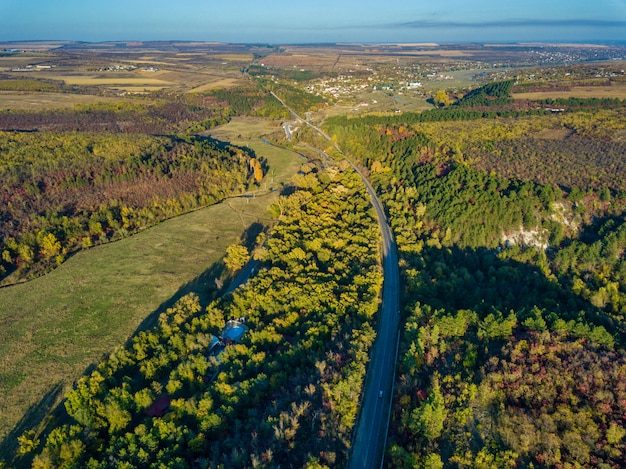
[270,91,401,469]
[348,168,400,469]
[226,259,260,294]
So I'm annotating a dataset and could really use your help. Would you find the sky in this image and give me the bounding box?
[2,0,626,44]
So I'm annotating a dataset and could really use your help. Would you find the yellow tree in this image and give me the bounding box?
[39,233,61,260]
[249,158,263,184]
[433,90,452,107]
[224,244,250,272]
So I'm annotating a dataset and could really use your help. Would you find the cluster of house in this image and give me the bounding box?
[11,64,56,72]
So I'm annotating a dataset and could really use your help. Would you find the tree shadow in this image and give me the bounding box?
[240,221,265,251]
[130,260,227,336]
[0,382,64,469]
[402,243,624,341]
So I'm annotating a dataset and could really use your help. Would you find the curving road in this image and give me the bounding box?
[268,91,401,469]
[347,167,400,469]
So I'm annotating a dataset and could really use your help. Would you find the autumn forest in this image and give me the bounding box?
[1,41,626,469]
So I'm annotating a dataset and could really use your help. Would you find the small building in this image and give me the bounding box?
[145,394,172,417]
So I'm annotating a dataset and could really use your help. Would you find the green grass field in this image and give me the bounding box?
[0,130,303,459]
[207,117,306,186]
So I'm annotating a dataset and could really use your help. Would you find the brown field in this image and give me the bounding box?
[0,92,141,111]
[51,76,173,86]
[0,57,45,70]
[153,70,233,89]
[207,54,254,62]
[0,41,70,51]
[369,49,473,57]
[127,58,175,66]
[514,83,626,100]
[187,78,245,93]
[260,52,339,69]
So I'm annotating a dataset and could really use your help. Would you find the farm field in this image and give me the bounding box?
[0,92,142,110]
[0,140,303,457]
[0,44,253,97]
[513,82,626,100]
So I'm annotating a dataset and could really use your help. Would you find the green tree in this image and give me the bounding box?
[409,377,447,440]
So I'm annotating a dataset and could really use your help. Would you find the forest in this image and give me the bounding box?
[323,95,626,467]
[4,56,626,468]
[25,165,384,469]
[0,131,261,285]
[0,83,311,284]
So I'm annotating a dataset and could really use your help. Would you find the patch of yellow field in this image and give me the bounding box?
[187,78,245,93]
[514,84,626,100]
[52,76,173,86]
[0,92,141,111]
[208,54,253,62]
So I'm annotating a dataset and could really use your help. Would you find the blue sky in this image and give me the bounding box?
[2,0,626,43]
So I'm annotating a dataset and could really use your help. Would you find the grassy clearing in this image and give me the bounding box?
[208,116,282,142]
[208,117,306,188]
[0,137,303,454]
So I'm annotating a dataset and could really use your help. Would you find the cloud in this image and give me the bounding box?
[396,18,626,29]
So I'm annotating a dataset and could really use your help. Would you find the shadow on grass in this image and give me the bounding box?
[0,382,64,469]
[131,260,226,336]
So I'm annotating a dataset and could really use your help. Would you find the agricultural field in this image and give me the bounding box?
[0,42,253,102]
[513,81,626,100]
[0,92,142,111]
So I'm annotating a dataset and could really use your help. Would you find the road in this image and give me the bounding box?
[269,91,401,469]
[226,259,260,294]
[347,168,400,469]
[282,123,292,141]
